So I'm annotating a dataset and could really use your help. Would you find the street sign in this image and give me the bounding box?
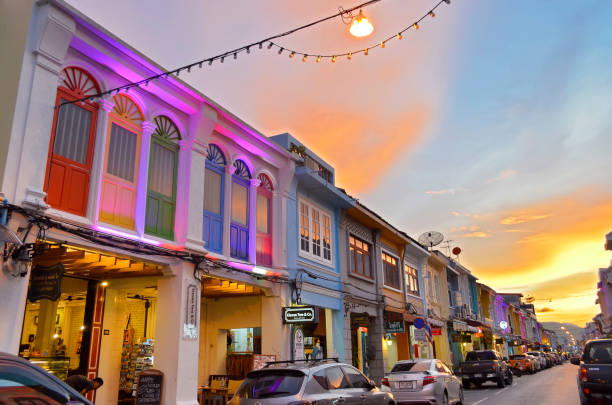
[414,317,426,329]
[413,328,427,341]
[431,327,442,336]
[283,306,318,324]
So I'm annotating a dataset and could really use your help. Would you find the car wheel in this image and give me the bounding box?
[497,374,506,388]
[442,391,449,405]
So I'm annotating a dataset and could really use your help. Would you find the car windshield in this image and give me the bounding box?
[465,352,496,361]
[391,361,431,373]
[585,342,612,364]
[527,352,540,357]
[235,370,305,399]
[510,355,525,360]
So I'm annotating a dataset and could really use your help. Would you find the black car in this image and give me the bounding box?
[459,350,513,388]
[577,339,612,405]
[0,352,91,404]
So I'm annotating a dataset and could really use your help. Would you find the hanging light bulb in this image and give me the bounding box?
[316,56,322,63]
[398,32,403,40]
[348,52,352,60]
[429,11,436,18]
[302,55,308,62]
[332,56,336,63]
[349,9,374,37]
[278,47,283,55]
[289,51,295,58]
[267,42,274,49]
[414,23,419,30]
[364,48,369,56]
[380,41,385,48]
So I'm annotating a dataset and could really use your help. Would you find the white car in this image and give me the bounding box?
[526,351,546,370]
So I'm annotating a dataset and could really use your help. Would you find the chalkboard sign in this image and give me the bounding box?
[136,369,163,405]
[27,263,64,302]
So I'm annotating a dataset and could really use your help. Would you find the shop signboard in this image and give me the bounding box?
[293,327,304,360]
[384,310,404,333]
[135,369,163,405]
[183,284,199,339]
[283,306,318,324]
[27,263,64,302]
[431,327,442,336]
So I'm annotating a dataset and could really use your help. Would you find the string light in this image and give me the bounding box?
[57,0,451,108]
[332,56,336,63]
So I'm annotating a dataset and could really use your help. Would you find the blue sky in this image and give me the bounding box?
[66,0,612,324]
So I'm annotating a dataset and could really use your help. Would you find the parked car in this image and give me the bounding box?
[228,358,395,405]
[570,353,582,365]
[577,339,612,405]
[382,359,463,405]
[459,350,513,388]
[526,351,547,370]
[509,354,535,374]
[526,354,541,371]
[0,352,91,404]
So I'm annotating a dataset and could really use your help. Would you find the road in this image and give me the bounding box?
[462,363,581,405]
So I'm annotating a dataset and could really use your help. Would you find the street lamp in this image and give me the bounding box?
[349,10,374,37]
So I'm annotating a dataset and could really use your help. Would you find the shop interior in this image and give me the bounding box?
[18,244,164,404]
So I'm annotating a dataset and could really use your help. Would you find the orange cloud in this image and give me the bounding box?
[485,169,517,184]
[426,189,456,195]
[463,231,490,238]
[500,213,552,225]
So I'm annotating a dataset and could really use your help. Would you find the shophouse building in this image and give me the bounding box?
[269,133,355,364]
[596,231,612,335]
[0,1,296,404]
[476,283,496,350]
[425,251,452,365]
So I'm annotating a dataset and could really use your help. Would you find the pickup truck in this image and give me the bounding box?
[459,350,513,388]
[577,339,612,405]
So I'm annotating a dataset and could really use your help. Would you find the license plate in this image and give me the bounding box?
[474,374,483,378]
[399,381,413,389]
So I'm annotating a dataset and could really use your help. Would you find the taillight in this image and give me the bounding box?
[381,377,390,387]
[579,366,588,383]
[423,376,437,386]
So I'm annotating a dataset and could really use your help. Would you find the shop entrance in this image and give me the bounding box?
[18,244,164,404]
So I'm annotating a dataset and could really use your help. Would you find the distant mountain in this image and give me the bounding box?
[541,322,585,341]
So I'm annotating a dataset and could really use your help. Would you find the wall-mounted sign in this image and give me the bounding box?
[384,311,405,333]
[283,306,318,324]
[431,327,442,336]
[293,327,304,360]
[413,328,427,342]
[27,263,64,302]
[413,317,425,329]
[499,321,509,330]
[183,284,199,339]
[351,313,370,328]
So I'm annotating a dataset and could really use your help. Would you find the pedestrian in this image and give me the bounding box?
[65,374,104,395]
[312,338,323,360]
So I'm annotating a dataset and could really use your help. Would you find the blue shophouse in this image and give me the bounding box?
[270,133,355,361]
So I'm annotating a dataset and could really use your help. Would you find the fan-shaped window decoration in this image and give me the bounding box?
[257,174,274,191]
[153,115,181,141]
[206,144,226,166]
[112,94,144,126]
[233,160,251,180]
[60,66,101,98]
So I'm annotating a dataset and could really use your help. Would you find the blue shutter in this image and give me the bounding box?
[203,165,224,253]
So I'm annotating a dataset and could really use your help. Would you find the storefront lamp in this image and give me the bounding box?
[101,281,108,287]
[384,334,393,345]
[349,10,374,37]
[80,325,85,331]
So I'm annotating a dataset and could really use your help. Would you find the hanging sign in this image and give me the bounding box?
[27,263,64,302]
[183,284,199,339]
[283,306,318,324]
[293,327,304,360]
[431,327,442,336]
[384,310,405,333]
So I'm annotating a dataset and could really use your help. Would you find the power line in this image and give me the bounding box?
[57,0,451,108]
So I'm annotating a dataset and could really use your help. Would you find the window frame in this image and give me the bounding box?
[256,174,273,266]
[44,69,99,217]
[230,159,251,260]
[405,264,420,298]
[348,235,373,280]
[203,144,226,253]
[382,250,401,291]
[297,196,334,266]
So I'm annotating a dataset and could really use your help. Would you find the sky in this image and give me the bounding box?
[65,0,612,326]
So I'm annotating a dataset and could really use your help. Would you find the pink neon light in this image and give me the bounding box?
[94,225,161,246]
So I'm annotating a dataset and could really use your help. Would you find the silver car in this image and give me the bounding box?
[228,359,395,405]
[383,359,464,405]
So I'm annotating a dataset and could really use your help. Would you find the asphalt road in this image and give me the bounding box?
[462,362,581,405]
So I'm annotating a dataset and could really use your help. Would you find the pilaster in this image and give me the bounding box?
[134,121,156,237]
[248,178,260,263]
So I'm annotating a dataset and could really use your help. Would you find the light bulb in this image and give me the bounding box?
[364,48,369,56]
[348,52,352,60]
[429,11,436,18]
[290,52,295,58]
[332,56,336,63]
[398,32,403,40]
[414,23,419,30]
[316,56,321,63]
[349,10,374,37]
[381,41,385,48]
[302,55,308,62]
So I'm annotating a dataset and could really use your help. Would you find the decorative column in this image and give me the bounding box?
[222,164,236,257]
[248,178,260,264]
[89,97,114,222]
[185,141,207,251]
[135,121,156,237]
[272,190,285,268]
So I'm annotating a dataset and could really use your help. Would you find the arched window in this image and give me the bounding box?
[145,116,181,239]
[256,173,273,266]
[230,160,251,260]
[44,67,100,216]
[203,144,226,253]
[99,94,144,229]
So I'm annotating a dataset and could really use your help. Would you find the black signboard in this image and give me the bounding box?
[384,310,405,333]
[136,369,163,405]
[27,263,64,302]
[282,306,318,324]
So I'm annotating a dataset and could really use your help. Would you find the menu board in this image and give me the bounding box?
[252,354,277,370]
[136,369,163,405]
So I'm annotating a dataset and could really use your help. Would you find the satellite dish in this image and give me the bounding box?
[418,231,444,249]
[452,247,461,256]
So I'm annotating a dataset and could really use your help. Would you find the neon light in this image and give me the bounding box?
[252,267,268,275]
[225,261,271,276]
[94,225,161,246]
